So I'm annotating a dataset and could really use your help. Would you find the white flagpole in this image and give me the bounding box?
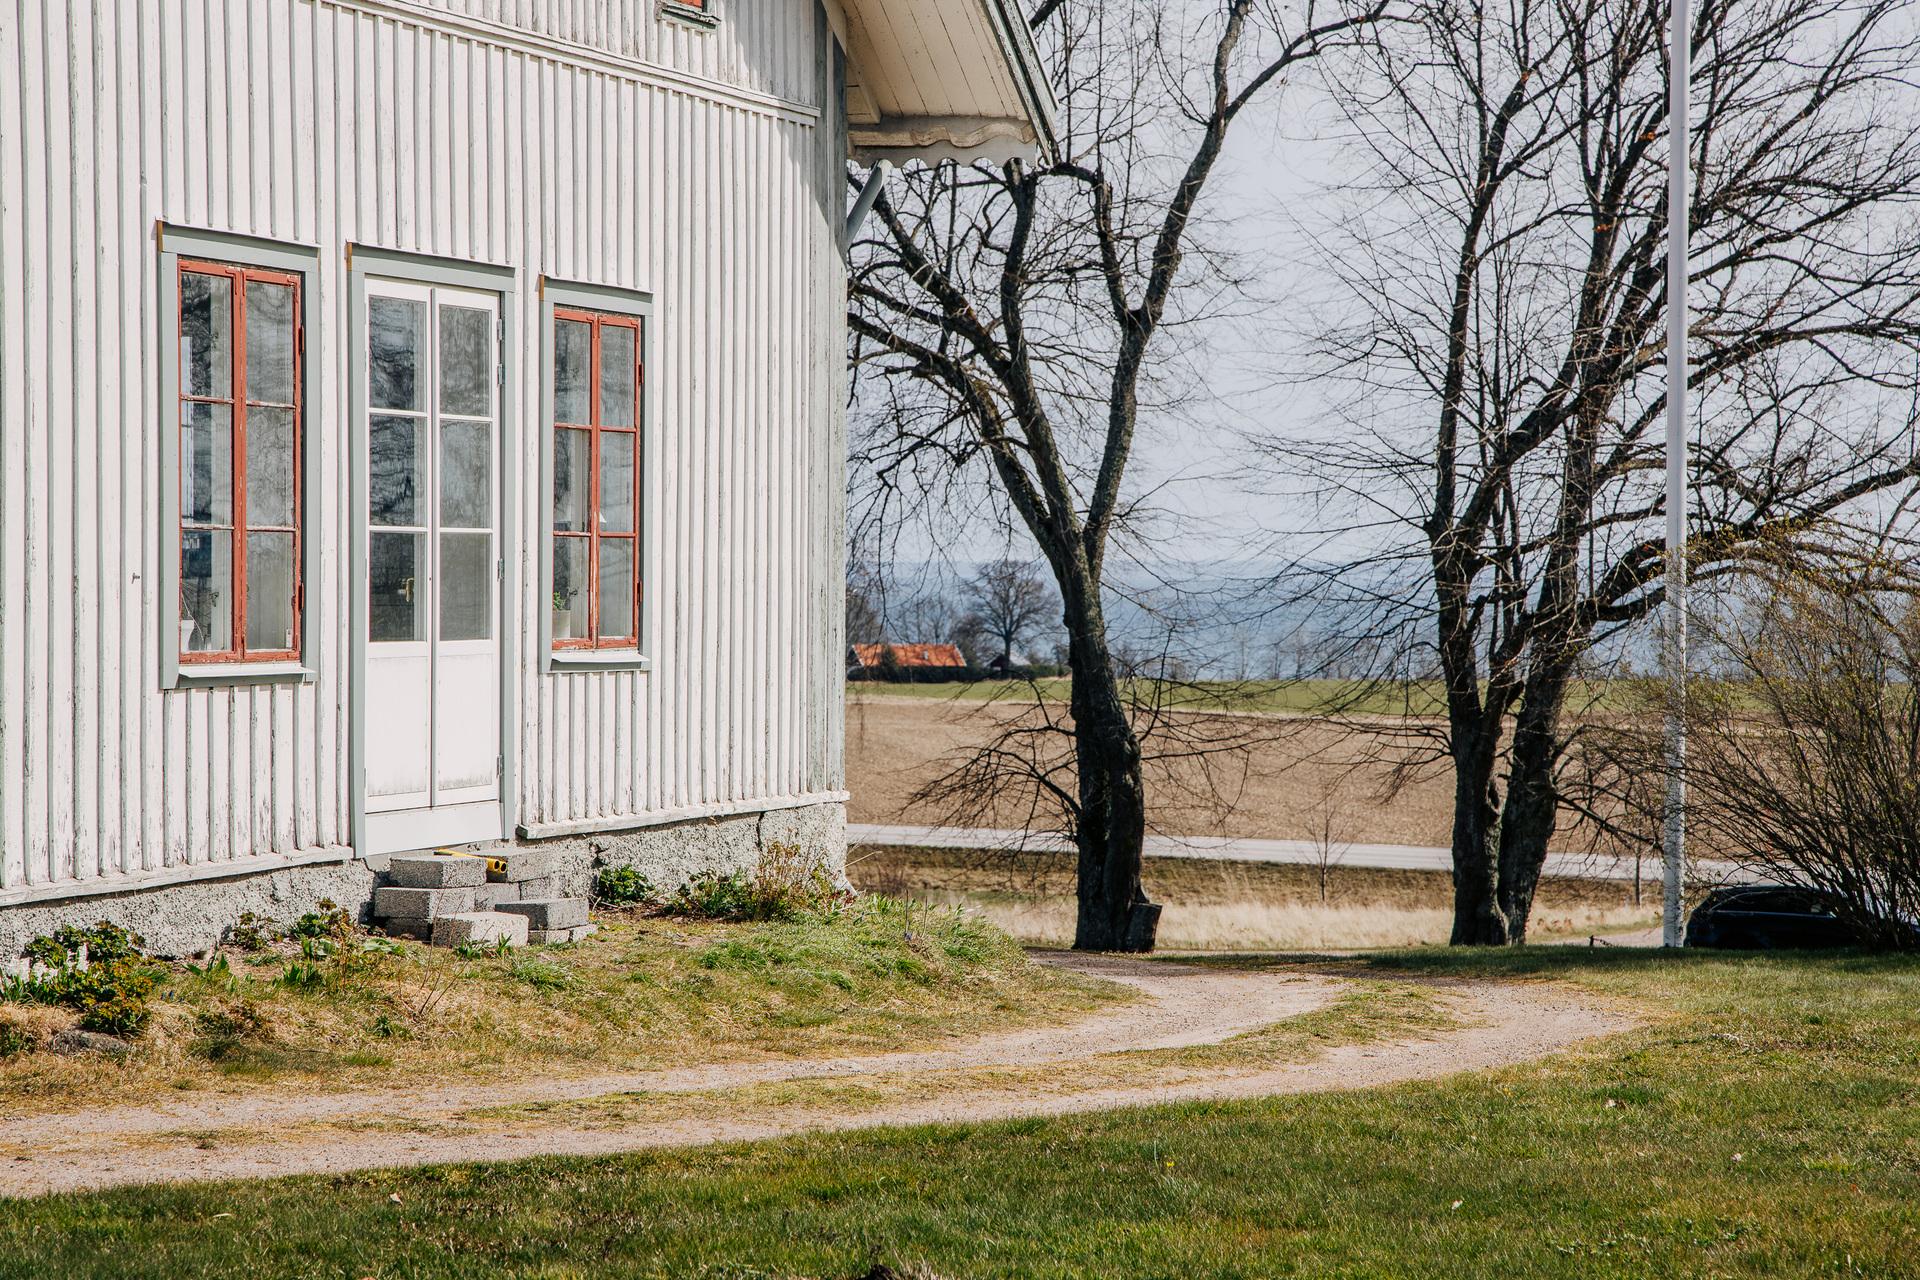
[1662,0,1692,948]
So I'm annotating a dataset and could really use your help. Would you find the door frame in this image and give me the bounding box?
[347,244,518,858]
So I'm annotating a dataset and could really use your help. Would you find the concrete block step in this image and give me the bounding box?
[431,911,530,949]
[498,898,588,930]
[374,886,476,919]
[386,853,488,889]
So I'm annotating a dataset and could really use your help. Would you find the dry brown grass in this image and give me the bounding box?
[0,900,1125,1117]
[847,845,1658,951]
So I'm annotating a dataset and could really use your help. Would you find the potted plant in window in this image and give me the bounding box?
[552,590,575,641]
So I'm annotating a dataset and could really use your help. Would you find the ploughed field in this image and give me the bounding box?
[848,683,1498,849]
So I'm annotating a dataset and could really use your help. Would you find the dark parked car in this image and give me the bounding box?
[1684,885,1859,950]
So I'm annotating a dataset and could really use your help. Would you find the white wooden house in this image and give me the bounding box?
[0,0,1055,953]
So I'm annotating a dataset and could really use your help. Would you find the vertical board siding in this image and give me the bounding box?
[413,0,819,109]
[0,0,844,896]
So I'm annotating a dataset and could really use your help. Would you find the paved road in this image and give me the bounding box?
[849,822,1746,885]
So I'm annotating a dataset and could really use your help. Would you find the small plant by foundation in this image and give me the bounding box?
[1,922,161,1037]
[593,864,658,906]
[666,843,850,923]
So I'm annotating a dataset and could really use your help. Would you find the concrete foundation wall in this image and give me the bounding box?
[0,802,845,959]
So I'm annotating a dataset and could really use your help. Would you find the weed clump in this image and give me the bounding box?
[593,864,658,906]
[2,922,161,1037]
[664,843,848,923]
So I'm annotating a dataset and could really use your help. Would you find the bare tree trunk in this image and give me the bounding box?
[1447,717,1510,945]
[1497,684,1569,941]
[1063,580,1157,951]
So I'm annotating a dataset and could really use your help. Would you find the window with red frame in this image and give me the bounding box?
[177,260,303,663]
[551,309,643,650]
[660,0,716,22]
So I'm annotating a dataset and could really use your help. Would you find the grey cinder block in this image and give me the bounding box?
[528,923,598,945]
[374,886,476,920]
[513,874,561,899]
[387,854,487,889]
[473,882,521,910]
[498,898,588,930]
[484,848,563,883]
[431,911,529,948]
[381,918,432,941]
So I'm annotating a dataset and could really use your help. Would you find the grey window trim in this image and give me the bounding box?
[540,276,656,675]
[157,222,322,689]
[346,243,520,859]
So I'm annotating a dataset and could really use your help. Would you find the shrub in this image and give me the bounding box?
[291,899,353,943]
[227,912,272,951]
[593,864,658,906]
[665,843,848,923]
[1601,567,1920,949]
[2,922,161,1037]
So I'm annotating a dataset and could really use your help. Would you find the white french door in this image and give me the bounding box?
[360,278,504,854]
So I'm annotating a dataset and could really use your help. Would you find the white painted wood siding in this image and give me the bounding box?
[0,0,847,900]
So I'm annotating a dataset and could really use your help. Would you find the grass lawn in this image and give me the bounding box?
[0,898,1120,1116]
[4,948,1915,1278]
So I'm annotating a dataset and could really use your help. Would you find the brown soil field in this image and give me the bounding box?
[846,690,1466,849]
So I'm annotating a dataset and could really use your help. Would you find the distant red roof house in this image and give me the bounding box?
[849,642,967,670]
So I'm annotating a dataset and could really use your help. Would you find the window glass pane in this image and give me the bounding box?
[245,279,297,405]
[440,532,492,642]
[599,432,635,533]
[551,537,589,641]
[180,530,233,653]
[181,402,233,526]
[599,539,635,640]
[440,420,491,530]
[599,324,637,428]
[245,532,297,652]
[369,531,425,642]
[246,406,297,528]
[439,304,492,417]
[552,428,590,532]
[369,415,425,527]
[180,270,233,399]
[554,319,592,424]
[368,296,428,411]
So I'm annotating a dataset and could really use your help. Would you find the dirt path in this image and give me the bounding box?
[0,955,1632,1198]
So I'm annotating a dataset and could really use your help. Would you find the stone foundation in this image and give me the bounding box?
[0,801,846,959]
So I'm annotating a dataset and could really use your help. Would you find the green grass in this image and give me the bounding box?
[0,897,1122,1115]
[6,949,1916,1278]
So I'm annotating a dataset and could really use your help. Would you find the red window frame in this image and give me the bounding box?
[552,308,644,651]
[177,258,304,665]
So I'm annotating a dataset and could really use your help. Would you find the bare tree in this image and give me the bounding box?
[1308,787,1352,904]
[846,561,886,647]
[1266,0,1920,943]
[1599,565,1920,949]
[851,0,1393,952]
[963,559,1058,668]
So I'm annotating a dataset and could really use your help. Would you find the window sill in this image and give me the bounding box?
[171,662,315,689]
[548,651,652,673]
[658,2,720,29]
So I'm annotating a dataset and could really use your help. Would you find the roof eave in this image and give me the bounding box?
[846,0,1060,166]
